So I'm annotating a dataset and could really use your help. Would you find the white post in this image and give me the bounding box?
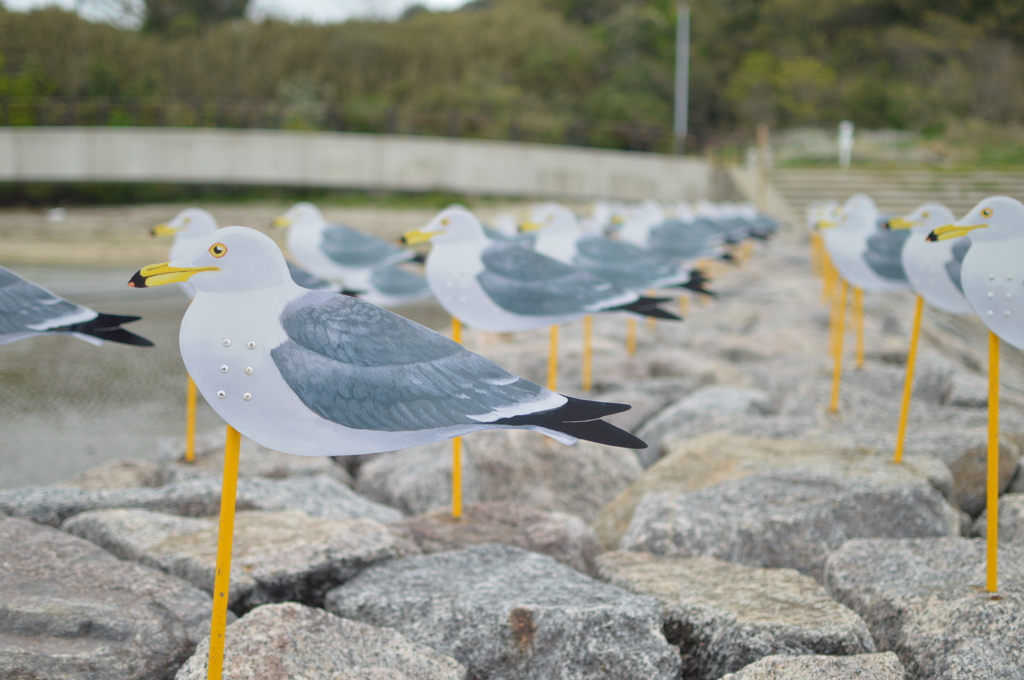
[673,1,691,154]
[838,120,854,170]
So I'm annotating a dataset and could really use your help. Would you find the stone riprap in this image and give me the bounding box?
[361,429,642,523]
[717,652,905,680]
[389,501,600,575]
[324,543,681,680]
[174,602,467,680]
[593,432,954,551]
[634,385,774,466]
[0,515,216,680]
[620,472,960,580]
[63,508,418,611]
[972,493,1024,544]
[597,551,874,680]
[0,473,400,527]
[825,537,1024,679]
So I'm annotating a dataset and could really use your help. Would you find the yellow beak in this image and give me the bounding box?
[128,262,219,288]
[272,216,292,229]
[519,220,545,233]
[611,215,625,225]
[401,228,437,245]
[927,223,985,242]
[816,220,837,230]
[886,217,918,230]
[151,224,180,237]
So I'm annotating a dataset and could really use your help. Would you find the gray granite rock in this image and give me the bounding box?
[158,431,353,486]
[593,433,953,551]
[972,493,1024,544]
[58,457,162,489]
[63,508,418,612]
[717,652,905,680]
[325,543,681,680]
[389,501,600,575]
[597,551,874,680]
[620,472,961,580]
[0,515,217,680]
[634,386,774,466]
[175,602,467,680]
[360,430,642,524]
[0,474,402,527]
[1011,463,1024,493]
[825,537,1024,680]
[356,439,480,516]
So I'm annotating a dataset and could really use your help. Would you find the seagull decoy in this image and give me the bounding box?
[128,225,648,453]
[523,203,712,295]
[884,203,971,464]
[928,195,1024,594]
[1,265,152,347]
[273,202,419,284]
[401,207,679,333]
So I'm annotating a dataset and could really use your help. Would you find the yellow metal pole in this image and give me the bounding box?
[185,374,197,463]
[547,325,559,392]
[894,295,924,464]
[822,253,835,305]
[451,317,463,519]
[581,315,593,391]
[206,424,241,680]
[987,331,1000,593]
[854,287,865,369]
[646,290,657,331]
[829,280,848,413]
[626,318,637,356]
[680,294,690,316]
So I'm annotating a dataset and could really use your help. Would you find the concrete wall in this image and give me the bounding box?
[0,127,710,201]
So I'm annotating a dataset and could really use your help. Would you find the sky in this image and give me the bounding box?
[3,0,467,25]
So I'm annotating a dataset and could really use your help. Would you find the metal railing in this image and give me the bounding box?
[0,96,677,153]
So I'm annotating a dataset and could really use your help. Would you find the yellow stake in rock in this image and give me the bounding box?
[646,289,658,331]
[582,315,593,391]
[894,295,924,464]
[185,374,197,463]
[626,318,637,356]
[206,424,241,680]
[854,287,865,369]
[829,281,848,413]
[451,317,463,519]
[988,331,1000,593]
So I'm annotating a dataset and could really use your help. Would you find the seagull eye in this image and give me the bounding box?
[441,218,450,226]
[922,212,929,218]
[184,217,191,224]
[982,208,993,218]
[209,243,228,258]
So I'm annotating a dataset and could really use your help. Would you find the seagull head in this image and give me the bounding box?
[885,203,954,233]
[129,226,292,293]
[521,203,578,235]
[928,196,1024,244]
[273,202,324,230]
[402,207,486,246]
[151,208,217,240]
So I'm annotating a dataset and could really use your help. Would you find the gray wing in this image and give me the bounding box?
[287,261,338,292]
[319,223,409,267]
[477,242,627,316]
[864,230,910,281]
[573,236,682,290]
[648,219,723,259]
[369,266,430,297]
[0,266,94,337]
[946,238,971,294]
[271,293,549,431]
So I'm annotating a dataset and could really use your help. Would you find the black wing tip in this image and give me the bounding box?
[611,297,681,320]
[410,253,427,264]
[341,289,364,297]
[926,231,939,242]
[675,269,715,296]
[54,313,154,347]
[492,396,646,449]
